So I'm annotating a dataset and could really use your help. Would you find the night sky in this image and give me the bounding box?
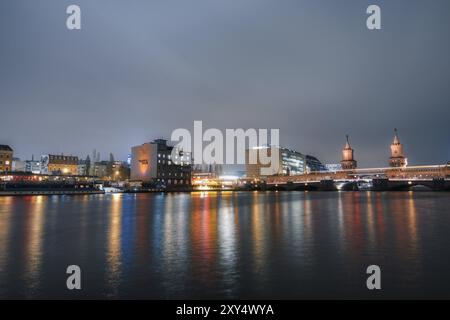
[1,0,449,167]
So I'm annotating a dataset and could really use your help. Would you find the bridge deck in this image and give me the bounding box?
[265,164,450,185]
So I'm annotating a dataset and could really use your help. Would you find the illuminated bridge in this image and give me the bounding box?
[264,164,450,191]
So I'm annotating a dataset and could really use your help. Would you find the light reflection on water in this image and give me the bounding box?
[0,191,449,299]
[105,194,122,297]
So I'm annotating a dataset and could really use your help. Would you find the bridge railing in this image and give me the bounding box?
[264,164,449,184]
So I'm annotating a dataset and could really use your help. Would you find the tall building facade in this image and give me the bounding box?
[340,135,357,170]
[111,161,130,181]
[130,139,191,189]
[246,146,300,178]
[389,128,407,167]
[305,155,327,172]
[40,154,79,175]
[92,161,109,178]
[0,145,13,172]
[25,159,41,174]
[246,146,324,178]
[12,158,26,172]
[77,159,89,176]
[280,148,305,175]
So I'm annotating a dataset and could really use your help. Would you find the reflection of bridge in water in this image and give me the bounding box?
[265,164,450,191]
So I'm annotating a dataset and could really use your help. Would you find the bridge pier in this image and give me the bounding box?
[339,181,359,191]
[319,180,337,191]
[431,178,448,191]
[372,177,450,191]
[372,178,389,191]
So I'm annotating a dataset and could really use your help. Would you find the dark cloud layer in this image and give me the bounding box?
[1,0,449,166]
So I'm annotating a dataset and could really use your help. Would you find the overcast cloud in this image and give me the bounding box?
[1,0,449,167]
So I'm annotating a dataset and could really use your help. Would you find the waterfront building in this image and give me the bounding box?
[77,159,88,176]
[0,171,98,193]
[280,148,306,175]
[88,159,130,180]
[25,159,41,174]
[40,154,78,175]
[12,158,26,172]
[340,135,357,170]
[130,139,191,189]
[191,172,221,190]
[305,155,327,172]
[191,172,241,190]
[325,163,343,172]
[111,160,130,181]
[92,161,109,178]
[0,145,13,173]
[389,128,407,167]
[192,163,223,177]
[246,146,311,178]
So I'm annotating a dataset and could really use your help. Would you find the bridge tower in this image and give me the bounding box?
[389,128,407,167]
[341,135,357,170]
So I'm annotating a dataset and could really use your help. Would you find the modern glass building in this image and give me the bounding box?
[246,146,326,178]
[305,155,327,172]
[280,148,305,175]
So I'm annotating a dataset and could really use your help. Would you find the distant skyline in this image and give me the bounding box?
[1,0,449,166]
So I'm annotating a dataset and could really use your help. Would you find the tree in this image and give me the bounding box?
[107,153,115,177]
[85,155,91,176]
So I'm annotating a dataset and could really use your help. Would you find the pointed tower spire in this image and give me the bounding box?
[341,134,357,170]
[389,128,407,167]
[393,128,400,144]
[344,134,351,149]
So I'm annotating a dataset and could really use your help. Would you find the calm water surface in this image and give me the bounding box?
[0,191,449,299]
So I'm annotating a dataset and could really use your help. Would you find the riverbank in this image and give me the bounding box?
[0,190,105,196]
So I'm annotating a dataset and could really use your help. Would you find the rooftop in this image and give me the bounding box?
[0,145,13,151]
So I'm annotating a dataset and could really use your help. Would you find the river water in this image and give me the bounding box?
[0,191,449,299]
